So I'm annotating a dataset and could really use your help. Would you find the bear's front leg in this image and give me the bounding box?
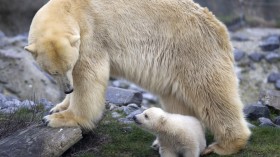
[43,55,110,129]
[49,94,70,114]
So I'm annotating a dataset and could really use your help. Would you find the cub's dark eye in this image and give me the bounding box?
[144,114,149,119]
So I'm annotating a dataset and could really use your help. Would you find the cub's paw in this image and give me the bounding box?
[151,138,160,151]
[201,145,214,156]
[42,111,79,128]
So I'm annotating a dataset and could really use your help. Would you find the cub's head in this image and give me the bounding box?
[133,107,167,133]
[24,34,80,94]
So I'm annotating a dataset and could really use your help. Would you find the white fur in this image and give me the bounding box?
[134,107,206,157]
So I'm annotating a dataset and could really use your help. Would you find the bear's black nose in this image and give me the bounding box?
[64,89,74,94]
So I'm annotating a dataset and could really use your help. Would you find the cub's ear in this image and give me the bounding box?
[24,44,36,54]
[69,35,80,47]
[159,116,167,125]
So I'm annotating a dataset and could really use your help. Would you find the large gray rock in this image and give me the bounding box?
[243,104,270,120]
[267,72,280,83]
[0,125,82,157]
[259,35,280,51]
[274,116,280,125]
[248,52,264,62]
[258,117,276,127]
[105,87,142,106]
[234,48,245,62]
[265,52,280,63]
[0,45,61,103]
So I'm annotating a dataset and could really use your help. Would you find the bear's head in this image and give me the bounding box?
[24,34,80,94]
[133,107,167,133]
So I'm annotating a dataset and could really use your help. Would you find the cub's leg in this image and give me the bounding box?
[159,146,177,157]
[43,54,110,129]
[182,146,200,157]
[49,94,70,114]
[151,137,160,151]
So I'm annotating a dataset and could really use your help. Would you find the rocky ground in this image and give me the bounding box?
[0,27,280,156]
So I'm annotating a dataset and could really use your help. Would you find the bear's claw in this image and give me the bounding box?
[42,117,49,126]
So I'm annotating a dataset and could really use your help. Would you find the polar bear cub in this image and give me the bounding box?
[133,107,206,157]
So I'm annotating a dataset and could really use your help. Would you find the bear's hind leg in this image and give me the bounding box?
[198,93,251,155]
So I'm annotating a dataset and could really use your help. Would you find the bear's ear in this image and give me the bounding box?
[69,35,80,47]
[24,44,36,54]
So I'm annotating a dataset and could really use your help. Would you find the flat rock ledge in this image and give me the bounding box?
[0,125,82,157]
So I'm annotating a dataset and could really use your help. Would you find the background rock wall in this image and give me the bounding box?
[0,0,48,36]
[1,0,280,35]
[195,0,280,29]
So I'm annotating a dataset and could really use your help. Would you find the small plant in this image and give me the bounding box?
[0,102,46,139]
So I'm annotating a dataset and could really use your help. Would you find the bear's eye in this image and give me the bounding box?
[144,114,149,119]
[51,71,60,76]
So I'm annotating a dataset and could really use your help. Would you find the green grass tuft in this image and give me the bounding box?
[0,103,46,139]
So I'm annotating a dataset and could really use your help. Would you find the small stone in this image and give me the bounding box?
[111,112,122,118]
[123,103,140,115]
[258,117,276,127]
[142,93,158,103]
[108,103,118,110]
[5,99,21,107]
[243,104,270,120]
[5,95,18,101]
[248,52,264,62]
[0,31,5,38]
[122,126,133,133]
[38,98,54,110]
[126,109,144,120]
[118,118,134,124]
[267,72,280,83]
[1,107,18,113]
[20,100,35,109]
[259,35,280,51]
[246,122,256,128]
[112,80,130,89]
[0,93,7,104]
[265,52,280,63]
[274,116,280,125]
[129,84,146,92]
[234,49,245,62]
[231,34,249,42]
[275,80,280,90]
[6,35,27,46]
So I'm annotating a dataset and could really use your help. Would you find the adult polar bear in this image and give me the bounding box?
[25,0,251,155]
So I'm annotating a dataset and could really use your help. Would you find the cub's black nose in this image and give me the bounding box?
[132,115,137,121]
